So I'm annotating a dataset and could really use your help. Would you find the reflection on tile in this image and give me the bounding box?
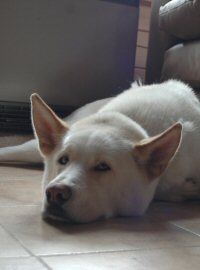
[134,247,200,270]
[146,201,200,223]
[0,165,42,206]
[0,225,29,258]
[2,204,200,256]
[42,252,144,270]
[42,247,200,270]
[0,257,47,270]
[1,165,200,268]
[0,180,42,205]
[0,205,41,225]
[0,165,42,181]
[172,218,200,237]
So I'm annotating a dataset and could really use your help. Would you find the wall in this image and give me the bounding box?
[0,0,139,107]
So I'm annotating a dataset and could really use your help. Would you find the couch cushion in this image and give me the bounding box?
[159,0,200,40]
[161,40,200,88]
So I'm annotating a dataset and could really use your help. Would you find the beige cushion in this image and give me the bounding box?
[159,0,200,40]
[161,40,200,87]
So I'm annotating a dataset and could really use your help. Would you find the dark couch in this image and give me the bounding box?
[146,0,200,91]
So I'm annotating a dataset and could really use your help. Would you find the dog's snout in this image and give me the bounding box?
[46,183,72,206]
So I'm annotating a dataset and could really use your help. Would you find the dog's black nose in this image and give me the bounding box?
[46,183,72,206]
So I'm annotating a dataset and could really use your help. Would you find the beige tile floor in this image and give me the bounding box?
[1,165,200,269]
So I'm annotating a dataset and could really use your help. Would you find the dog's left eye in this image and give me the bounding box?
[94,162,111,172]
[58,156,69,165]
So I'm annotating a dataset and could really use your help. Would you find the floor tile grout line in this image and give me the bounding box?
[37,244,200,258]
[0,223,51,270]
[172,222,200,238]
[0,223,35,257]
[0,256,51,270]
[2,244,200,260]
[36,257,53,270]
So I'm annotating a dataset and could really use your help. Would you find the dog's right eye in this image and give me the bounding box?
[58,156,69,165]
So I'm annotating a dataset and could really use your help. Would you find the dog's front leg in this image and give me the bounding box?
[0,139,43,164]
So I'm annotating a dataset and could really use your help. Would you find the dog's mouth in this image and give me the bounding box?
[42,204,107,224]
[42,204,73,223]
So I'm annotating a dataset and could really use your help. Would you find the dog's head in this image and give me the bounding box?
[31,94,182,223]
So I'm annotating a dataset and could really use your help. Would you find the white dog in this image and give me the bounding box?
[1,80,200,223]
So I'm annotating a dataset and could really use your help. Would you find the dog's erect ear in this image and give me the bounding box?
[133,123,182,180]
[31,93,68,156]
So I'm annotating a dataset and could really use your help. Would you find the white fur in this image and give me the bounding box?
[1,80,200,223]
